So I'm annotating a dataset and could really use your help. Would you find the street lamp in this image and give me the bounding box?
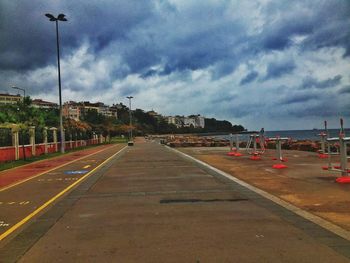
[126,96,134,146]
[45,13,67,154]
[11,86,25,98]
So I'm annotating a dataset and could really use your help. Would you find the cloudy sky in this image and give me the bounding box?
[0,0,349,130]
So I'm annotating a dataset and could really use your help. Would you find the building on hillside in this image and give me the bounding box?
[32,99,58,109]
[194,115,205,128]
[183,116,196,127]
[166,114,205,128]
[147,110,158,116]
[147,110,163,121]
[112,103,125,110]
[80,101,99,115]
[97,103,114,118]
[167,116,186,128]
[0,93,22,105]
[109,105,118,119]
[63,101,81,121]
[80,101,117,119]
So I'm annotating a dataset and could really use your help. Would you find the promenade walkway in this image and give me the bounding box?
[1,139,350,262]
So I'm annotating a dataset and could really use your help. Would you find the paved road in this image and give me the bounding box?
[1,139,350,262]
[0,144,117,190]
[0,144,126,244]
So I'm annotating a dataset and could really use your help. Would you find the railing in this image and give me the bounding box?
[0,138,100,163]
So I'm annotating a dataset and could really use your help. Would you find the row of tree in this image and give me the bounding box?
[0,97,245,146]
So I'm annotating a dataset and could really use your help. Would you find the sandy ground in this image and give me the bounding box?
[178,147,350,231]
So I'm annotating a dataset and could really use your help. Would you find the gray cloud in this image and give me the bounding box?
[339,85,350,94]
[210,94,237,104]
[264,60,296,80]
[1,0,349,130]
[281,93,317,104]
[0,0,153,71]
[301,75,342,89]
[1,0,349,76]
[240,71,258,85]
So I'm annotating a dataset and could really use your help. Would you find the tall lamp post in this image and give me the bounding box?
[45,13,67,154]
[11,86,25,98]
[126,96,134,146]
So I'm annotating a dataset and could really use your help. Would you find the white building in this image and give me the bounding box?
[194,115,205,128]
[167,116,181,127]
[63,101,81,121]
[166,115,205,128]
[32,99,58,109]
[183,117,196,127]
[0,93,22,105]
[81,102,117,119]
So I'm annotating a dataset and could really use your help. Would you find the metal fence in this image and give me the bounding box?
[0,127,100,148]
[0,128,12,147]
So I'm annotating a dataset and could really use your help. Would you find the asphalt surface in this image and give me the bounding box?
[0,144,117,190]
[1,139,350,262]
[0,144,126,249]
[179,146,350,232]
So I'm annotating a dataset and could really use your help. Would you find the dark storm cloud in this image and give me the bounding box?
[211,60,237,80]
[140,69,158,79]
[259,1,350,56]
[281,93,317,104]
[0,0,154,71]
[301,75,342,89]
[119,84,140,96]
[264,60,296,80]
[289,103,343,118]
[300,1,350,57]
[240,71,258,85]
[1,0,349,77]
[260,16,314,51]
[339,85,350,94]
[1,0,350,130]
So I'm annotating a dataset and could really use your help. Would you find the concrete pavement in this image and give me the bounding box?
[0,144,126,247]
[1,139,350,262]
[178,146,350,232]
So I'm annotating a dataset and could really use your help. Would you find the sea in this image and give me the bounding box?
[216,129,350,141]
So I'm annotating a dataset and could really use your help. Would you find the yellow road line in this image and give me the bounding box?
[0,145,127,242]
[83,165,91,169]
[0,144,118,192]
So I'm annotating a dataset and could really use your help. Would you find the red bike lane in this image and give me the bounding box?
[0,144,116,190]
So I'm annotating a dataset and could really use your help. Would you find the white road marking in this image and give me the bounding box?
[0,221,10,227]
